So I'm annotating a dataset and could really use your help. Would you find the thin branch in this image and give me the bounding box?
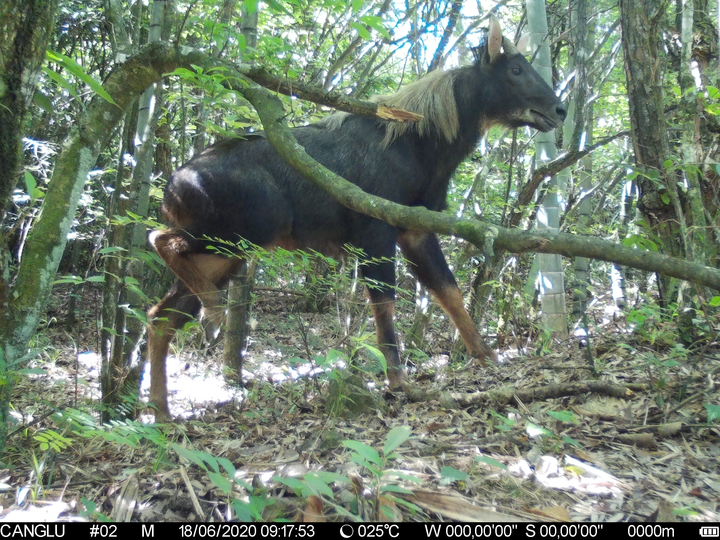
[241,65,422,123]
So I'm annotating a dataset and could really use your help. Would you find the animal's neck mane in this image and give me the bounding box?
[320,68,463,146]
[373,68,461,145]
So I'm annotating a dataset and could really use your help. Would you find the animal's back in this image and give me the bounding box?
[162,116,436,253]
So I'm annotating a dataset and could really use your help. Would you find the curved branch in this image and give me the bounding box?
[237,79,720,292]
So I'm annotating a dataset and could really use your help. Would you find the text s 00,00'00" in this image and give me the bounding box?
[527,524,604,538]
[178,524,315,538]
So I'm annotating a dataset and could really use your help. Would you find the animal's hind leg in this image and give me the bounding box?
[398,230,497,364]
[149,228,240,339]
[147,280,202,421]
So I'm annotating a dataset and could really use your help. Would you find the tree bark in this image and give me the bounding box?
[619,0,683,300]
[0,0,59,455]
[222,0,255,382]
[0,0,58,218]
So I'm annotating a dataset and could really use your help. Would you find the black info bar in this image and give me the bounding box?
[0,522,708,540]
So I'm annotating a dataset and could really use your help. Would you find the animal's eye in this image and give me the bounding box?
[512,66,521,75]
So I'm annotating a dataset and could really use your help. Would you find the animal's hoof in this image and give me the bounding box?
[148,403,173,423]
[387,367,407,391]
[201,307,224,345]
[471,344,497,366]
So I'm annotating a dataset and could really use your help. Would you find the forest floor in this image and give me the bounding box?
[1,285,719,523]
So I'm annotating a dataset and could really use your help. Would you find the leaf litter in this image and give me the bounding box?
[2,286,719,523]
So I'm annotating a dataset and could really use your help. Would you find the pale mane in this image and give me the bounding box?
[318,68,461,146]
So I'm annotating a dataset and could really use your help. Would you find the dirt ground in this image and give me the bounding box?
[1,285,718,523]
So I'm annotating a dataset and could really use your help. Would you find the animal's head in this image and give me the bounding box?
[468,15,566,133]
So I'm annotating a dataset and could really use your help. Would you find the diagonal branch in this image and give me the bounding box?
[241,65,422,122]
[508,130,629,228]
[236,80,720,292]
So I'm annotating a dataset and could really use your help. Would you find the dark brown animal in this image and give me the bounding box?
[146,16,565,420]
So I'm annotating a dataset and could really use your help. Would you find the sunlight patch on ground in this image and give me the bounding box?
[139,351,343,419]
[243,356,334,385]
[78,351,101,369]
[140,354,244,420]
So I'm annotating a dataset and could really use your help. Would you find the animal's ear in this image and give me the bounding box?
[487,14,503,64]
[516,34,531,55]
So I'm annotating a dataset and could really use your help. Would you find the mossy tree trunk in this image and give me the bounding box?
[619,0,685,302]
[0,0,59,455]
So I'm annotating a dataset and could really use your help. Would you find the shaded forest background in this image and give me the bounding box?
[0,0,719,523]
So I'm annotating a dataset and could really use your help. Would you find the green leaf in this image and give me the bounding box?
[379,484,414,494]
[475,455,507,470]
[17,368,48,375]
[325,349,347,364]
[54,275,84,285]
[383,426,411,455]
[98,246,127,255]
[360,344,387,373]
[350,21,371,40]
[384,470,421,483]
[242,0,260,13]
[44,66,79,99]
[274,477,305,494]
[47,50,117,106]
[547,410,579,424]
[393,497,422,514]
[343,440,382,467]
[217,457,236,477]
[5,348,41,369]
[562,435,582,447]
[707,103,720,116]
[313,471,349,485]
[80,498,98,516]
[708,296,720,307]
[440,466,468,481]
[201,453,219,473]
[360,15,390,39]
[171,443,208,471]
[263,0,292,16]
[706,404,720,423]
[526,422,553,438]
[24,171,43,202]
[303,473,334,498]
[237,34,247,53]
[34,91,53,114]
[208,471,233,494]
[85,275,106,283]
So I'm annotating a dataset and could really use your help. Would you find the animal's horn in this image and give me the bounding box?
[502,36,519,56]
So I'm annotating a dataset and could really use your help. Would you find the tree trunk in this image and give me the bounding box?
[222,0,256,381]
[679,0,714,269]
[223,259,255,384]
[619,0,684,301]
[526,0,567,338]
[101,0,169,419]
[0,0,58,218]
[571,2,595,319]
[0,43,183,446]
[0,0,59,455]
